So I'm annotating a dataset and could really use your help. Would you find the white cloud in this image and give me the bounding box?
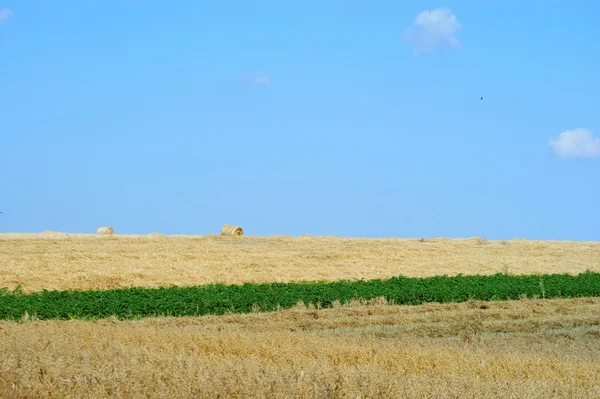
[0,8,13,24]
[401,7,462,55]
[250,75,269,86]
[240,73,270,87]
[549,128,600,159]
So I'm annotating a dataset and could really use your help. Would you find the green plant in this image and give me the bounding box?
[0,272,598,321]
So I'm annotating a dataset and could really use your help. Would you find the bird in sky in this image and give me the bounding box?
[480,96,484,100]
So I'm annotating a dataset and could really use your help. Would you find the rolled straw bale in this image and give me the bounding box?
[97,226,115,235]
[42,231,69,238]
[221,224,243,236]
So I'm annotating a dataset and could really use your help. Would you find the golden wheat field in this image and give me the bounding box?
[2,233,600,398]
[1,233,599,292]
[1,298,599,398]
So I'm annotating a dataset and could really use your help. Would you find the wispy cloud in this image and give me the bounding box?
[0,8,13,24]
[401,7,462,55]
[549,128,600,159]
[240,74,270,87]
[250,75,269,86]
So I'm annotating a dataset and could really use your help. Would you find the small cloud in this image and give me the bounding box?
[240,73,270,87]
[0,8,13,24]
[250,76,269,86]
[549,128,600,159]
[401,7,462,55]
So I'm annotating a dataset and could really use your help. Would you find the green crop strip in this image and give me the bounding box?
[1,272,599,321]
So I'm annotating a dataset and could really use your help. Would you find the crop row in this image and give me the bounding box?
[1,272,599,321]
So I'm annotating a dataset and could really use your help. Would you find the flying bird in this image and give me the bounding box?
[480,96,483,100]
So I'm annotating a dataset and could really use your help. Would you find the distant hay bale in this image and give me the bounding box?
[221,224,243,236]
[97,226,115,235]
[42,230,68,236]
[42,231,69,238]
[471,237,489,245]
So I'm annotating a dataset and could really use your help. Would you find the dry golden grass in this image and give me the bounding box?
[1,298,599,398]
[1,233,599,292]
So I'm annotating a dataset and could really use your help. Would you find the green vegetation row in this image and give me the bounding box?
[1,272,600,321]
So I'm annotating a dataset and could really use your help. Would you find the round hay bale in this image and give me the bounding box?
[221,224,243,236]
[97,226,115,235]
[42,230,69,237]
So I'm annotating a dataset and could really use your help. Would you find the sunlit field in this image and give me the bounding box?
[2,233,599,398]
[1,233,599,293]
[2,298,599,398]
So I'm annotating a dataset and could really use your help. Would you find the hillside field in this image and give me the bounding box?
[1,233,599,293]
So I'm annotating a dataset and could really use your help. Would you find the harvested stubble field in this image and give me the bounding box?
[1,233,599,293]
[2,233,599,398]
[1,298,599,398]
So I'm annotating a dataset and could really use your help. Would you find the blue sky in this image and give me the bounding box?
[1,0,599,240]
